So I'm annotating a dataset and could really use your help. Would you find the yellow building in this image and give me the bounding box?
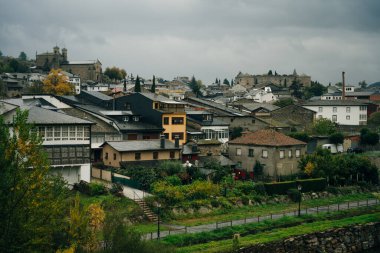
[101,139,181,168]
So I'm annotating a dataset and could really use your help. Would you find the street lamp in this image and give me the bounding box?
[156,202,161,240]
[297,184,302,217]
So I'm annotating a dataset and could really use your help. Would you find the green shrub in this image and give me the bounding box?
[264,181,297,195]
[253,182,266,195]
[165,175,182,186]
[264,178,327,195]
[235,181,255,195]
[210,198,220,208]
[110,183,123,196]
[88,182,108,196]
[287,188,301,202]
[241,195,250,205]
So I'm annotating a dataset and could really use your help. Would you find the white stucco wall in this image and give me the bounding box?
[303,105,367,125]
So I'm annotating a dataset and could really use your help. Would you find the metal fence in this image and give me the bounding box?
[143,198,379,240]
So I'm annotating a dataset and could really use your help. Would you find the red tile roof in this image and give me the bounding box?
[228,129,306,146]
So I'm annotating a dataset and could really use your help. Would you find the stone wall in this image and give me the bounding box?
[238,222,380,253]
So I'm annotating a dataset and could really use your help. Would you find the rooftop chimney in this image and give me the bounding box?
[160,135,165,149]
[174,135,179,148]
[342,71,345,100]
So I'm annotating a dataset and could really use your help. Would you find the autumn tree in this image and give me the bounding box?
[0,109,69,252]
[104,66,127,82]
[42,68,74,95]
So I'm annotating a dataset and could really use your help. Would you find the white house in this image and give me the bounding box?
[0,99,94,185]
[302,100,368,126]
[61,71,81,94]
[245,87,277,103]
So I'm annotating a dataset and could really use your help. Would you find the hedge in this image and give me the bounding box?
[264,178,327,195]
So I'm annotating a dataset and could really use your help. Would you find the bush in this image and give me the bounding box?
[264,178,327,195]
[88,182,108,196]
[110,183,123,196]
[287,188,301,202]
[165,175,182,186]
[253,182,266,195]
[235,181,255,195]
[241,195,250,205]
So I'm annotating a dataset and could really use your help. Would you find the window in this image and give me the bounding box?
[84,126,90,140]
[164,133,169,140]
[360,106,366,111]
[236,148,242,156]
[333,107,337,113]
[39,126,45,140]
[154,103,159,109]
[163,117,169,125]
[113,153,116,160]
[125,103,131,110]
[332,115,337,122]
[133,116,139,122]
[46,126,53,141]
[203,114,212,121]
[360,114,367,120]
[77,126,83,140]
[135,152,141,160]
[172,117,184,124]
[54,126,61,140]
[288,150,292,158]
[153,151,159,160]
[318,107,323,112]
[171,132,184,140]
[248,148,254,157]
[346,107,351,113]
[262,150,268,158]
[122,116,129,122]
[69,126,76,140]
[170,151,175,159]
[346,115,350,120]
[296,149,301,158]
[105,152,108,160]
[62,126,68,140]
[279,150,285,159]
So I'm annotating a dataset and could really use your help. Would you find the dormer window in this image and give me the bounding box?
[133,116,139,122]
[125,103,131,110]
[122,116,129,122]
[203,114,212,121]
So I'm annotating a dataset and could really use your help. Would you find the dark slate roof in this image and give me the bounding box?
[61,108,118,133]
[240,103,280,112]
[81,90,112,101]
[115,121,163,132]
[139,92,186,104]
[187,116,229,127]
[199,155,236,167]
[302,100,369,106]
[185,97,247,116]
[103,140,180,152]
[0,103,94,125]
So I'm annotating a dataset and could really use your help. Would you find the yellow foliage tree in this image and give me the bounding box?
[86,203,105,251]
[304,161,315,176]
[43,68,74,95]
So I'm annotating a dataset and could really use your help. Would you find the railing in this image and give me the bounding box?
[143,198,379,240]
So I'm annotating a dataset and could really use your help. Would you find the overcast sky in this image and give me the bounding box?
[1,0,379,85]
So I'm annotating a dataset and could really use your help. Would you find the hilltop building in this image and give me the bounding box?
[36,46,102,82]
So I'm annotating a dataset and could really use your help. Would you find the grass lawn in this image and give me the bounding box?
[169,192,376,226]
[176,211,380,253]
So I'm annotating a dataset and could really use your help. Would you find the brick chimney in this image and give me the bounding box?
[342,71,345,100]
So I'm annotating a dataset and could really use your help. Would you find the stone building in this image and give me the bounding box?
[228,129,307,178]
[235,70,311,89]
[35,46,102,82]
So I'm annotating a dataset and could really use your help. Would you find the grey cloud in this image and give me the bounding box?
[0,0,379,84]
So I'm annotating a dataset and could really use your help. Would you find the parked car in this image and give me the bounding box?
[347,147,363,154]
[322,144,343,154]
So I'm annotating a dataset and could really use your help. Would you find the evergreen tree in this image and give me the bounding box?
[189,76,201,97]
[215,78,218,84]
[18,52,27,61]
[150,75,156,93]
[268,70,273,76]
[134,75,141,92]
[223,78,230,85]
[230,79,234,86]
